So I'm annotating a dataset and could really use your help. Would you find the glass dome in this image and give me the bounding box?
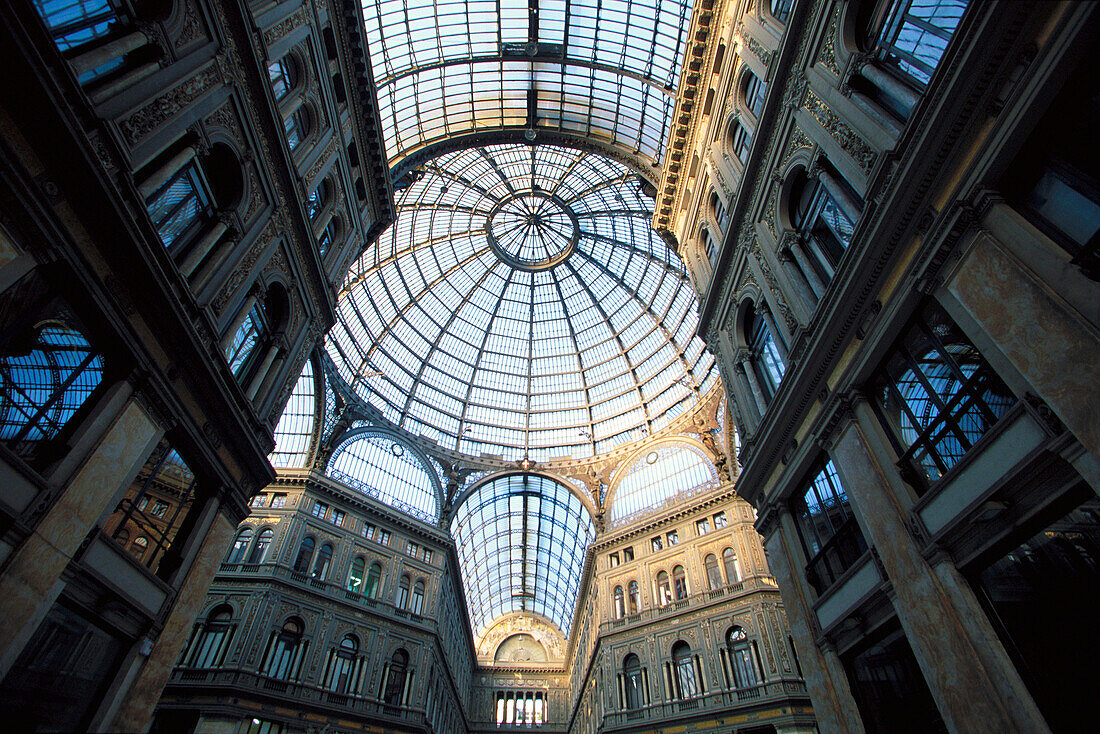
[326,143,717,461]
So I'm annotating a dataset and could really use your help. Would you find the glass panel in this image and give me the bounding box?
[876,0,968,87]
[271,359,316,468]
[360,0,693,166]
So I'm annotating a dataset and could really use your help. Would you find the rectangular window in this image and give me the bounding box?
[713,511,727,528]
[250,495,267,508]
[623,546,634,562]
[791,460,869,594]
[423,548,433,565]
[150,500,169,518]
[651,536,663,552]
[312,501,328,519]
[666,530,679,546]
[609,552,620,568]
[379,530,391,546]
[271,494,287,508]
[869,301,1016,492]
[696,518,710,536]
[407,541,419,557]
[331,509,345,527]
[362,523,375,540]
[137,496,149,511]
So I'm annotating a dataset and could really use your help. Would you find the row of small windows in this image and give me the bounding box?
[182,608,415,705]
[611,548,741,618]
[615,627,770,712]
[292,535,429,614]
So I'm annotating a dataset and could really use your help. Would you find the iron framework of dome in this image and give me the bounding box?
[326,143,717,461]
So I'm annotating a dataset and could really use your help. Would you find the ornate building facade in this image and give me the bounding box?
[0,0,390,730]
[1,0,1095,733]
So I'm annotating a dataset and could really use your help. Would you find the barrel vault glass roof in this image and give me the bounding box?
[326,143,717,461]
[450,473,596,638]
[359,0,693,167]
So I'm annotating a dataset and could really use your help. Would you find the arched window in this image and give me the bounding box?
[790,168,859,290]
[704,554,722,590]
[627,580,639,614]
[726,626,758,688]
[743,71,767,119]
[613,586,625,619]
[130,535,148,560]
[317,215,340,259]
[227,528,253,563]
[623,654,644,710]
[382,649,409,706]
[411,580,425,615]
[263,618,303,680]
[710,191,728,231]
[268,57,298,102]
[656,571,672,607]
[328,634,359,693]
[871,301,1015,489]
[145,157,214,250]
[672,641,698,699]
[746,303,785,400]
[283,106,312,151]
[728,119,753,164]
[293,536,315,572]
[396,574,410,609]
[306,179,329,222]
[672,565,688,600]
[770,0,793,23]
[365,561,383,599]
[225,300,268,380]
[865,0,968,90]
[0,273,106,467]
[312,543,333,580]
[723,547,741,584]
[247,528,273,564]
[187,606,233,668]
[610,446,717,524]
[347,556,366,593]
[792,460,868,593]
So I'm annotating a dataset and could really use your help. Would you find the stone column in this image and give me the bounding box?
[0,385,163,678]
[830,398,1050,733]
[738,357,770,416]
[944,232,1100,475]
[70,31,148,78]
[179,221,228,278]
[138,145,197,200]
[107,505,236,732]
[763,511,866,733]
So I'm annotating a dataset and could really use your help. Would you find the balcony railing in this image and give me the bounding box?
[600,576,780,634]
[217,561,430,628]
[602,680,809,730]
[167,667,425,725]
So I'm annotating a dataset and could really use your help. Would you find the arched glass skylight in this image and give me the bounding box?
[270,359,316,468]
[608,444,717,526]
[327,432,439,522]
[450,473,595,638]
[327,143,717,461]
[360,0,692,167]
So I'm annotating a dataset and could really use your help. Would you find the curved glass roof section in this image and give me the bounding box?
[608,443,717,526]
[360,0,692,167]
[450,473,595,638]
[270,359,316,469]
[327,143,717,461]
[327,432,440,522]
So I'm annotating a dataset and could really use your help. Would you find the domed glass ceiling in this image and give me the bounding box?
[326,143,717,461]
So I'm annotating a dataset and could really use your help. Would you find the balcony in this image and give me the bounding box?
[599,576,781,635]
[602,680,809,730]
[166,667,425,727]
[217,562,430,628]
